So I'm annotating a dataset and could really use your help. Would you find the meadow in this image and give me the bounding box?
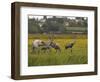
[28,34,88,66]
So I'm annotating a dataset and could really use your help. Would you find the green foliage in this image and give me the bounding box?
[28,16,87,34]
[28,19,42,33]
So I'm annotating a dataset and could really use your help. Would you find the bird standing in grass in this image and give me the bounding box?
[65,35,77,54]
[50,42,61,53]
[41,40,52,53]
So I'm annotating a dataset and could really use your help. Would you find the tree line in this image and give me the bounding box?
[28,16,87,34]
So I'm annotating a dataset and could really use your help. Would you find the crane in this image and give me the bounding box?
[65,35,77,54]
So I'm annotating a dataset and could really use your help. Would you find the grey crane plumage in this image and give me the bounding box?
[41,40,52,52]
[41,33,61,53]
[65,35,77,54]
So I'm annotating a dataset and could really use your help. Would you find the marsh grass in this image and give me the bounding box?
[28,34,87,66]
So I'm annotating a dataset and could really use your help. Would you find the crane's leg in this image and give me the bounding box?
[56,49,57,53]
[71,48,72,55]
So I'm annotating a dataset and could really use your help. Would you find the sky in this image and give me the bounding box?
[28,15,87,20]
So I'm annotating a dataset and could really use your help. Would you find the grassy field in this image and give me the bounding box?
[28,34,88,66]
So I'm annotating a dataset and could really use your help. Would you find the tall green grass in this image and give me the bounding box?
[28,34,87,66]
